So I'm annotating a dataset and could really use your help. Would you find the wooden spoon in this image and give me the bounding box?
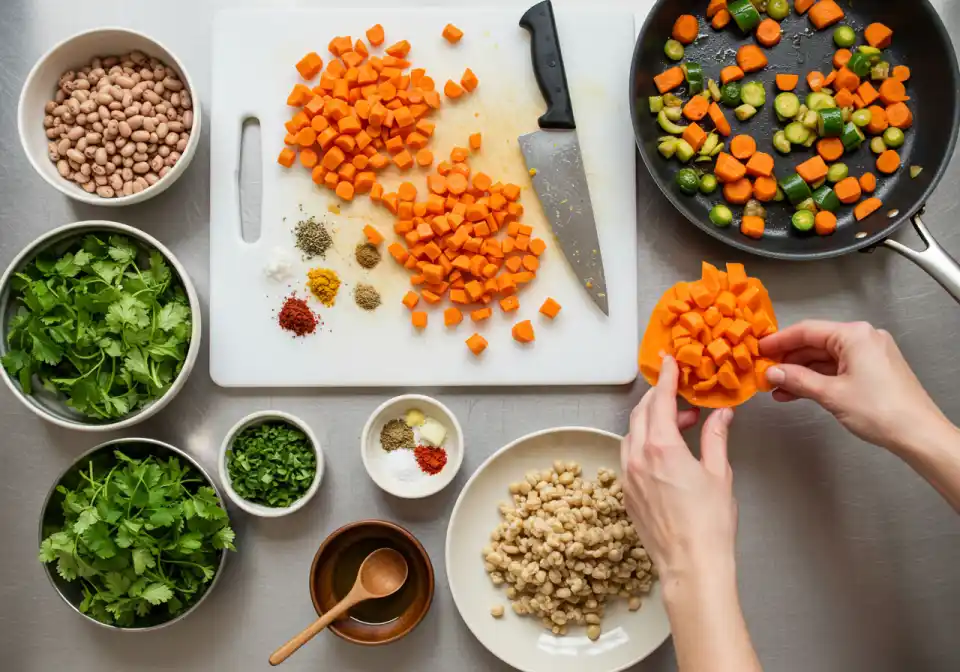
[269,548,409,665]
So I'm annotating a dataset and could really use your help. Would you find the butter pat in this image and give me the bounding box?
[405,408,426,427]
[418,418,447,447]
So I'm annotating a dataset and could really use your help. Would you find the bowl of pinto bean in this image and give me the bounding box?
[18,27,200,205]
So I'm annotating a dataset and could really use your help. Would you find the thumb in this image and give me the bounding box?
[766,363,835,403]
[701,408,733,476]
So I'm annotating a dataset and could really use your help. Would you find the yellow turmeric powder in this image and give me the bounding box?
[306,268,341,306]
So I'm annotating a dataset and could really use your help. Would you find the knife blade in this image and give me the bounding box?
[519,0,608,316]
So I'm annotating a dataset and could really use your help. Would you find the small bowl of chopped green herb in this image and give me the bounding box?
[0,220,200,430]
[219,410,324,517]
[39,437,235,630]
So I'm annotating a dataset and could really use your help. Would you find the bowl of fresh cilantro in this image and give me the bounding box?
[38,437,236,630]
[0,220,200,429]
[219,410,325,518]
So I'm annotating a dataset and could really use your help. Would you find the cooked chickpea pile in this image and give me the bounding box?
[43,52,193,198]
[483,461,656,641]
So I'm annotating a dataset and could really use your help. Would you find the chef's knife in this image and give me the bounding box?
[519,0,609,316]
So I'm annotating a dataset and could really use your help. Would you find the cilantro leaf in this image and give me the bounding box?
[38,450,235,627]
[157,303,189,332]
[226,421,317,508]
[107,236,138,264]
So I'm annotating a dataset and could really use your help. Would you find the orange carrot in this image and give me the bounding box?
[833,49,852,69]
[859,172,877,193]
[720,66,744,85]
[466,333,488,356]
[796,155,829,184]
[366,24,385,47]
[857,81,880,107]
[795,0,816,14]
[855,197,883,221]
[834,89,855,108]
[834,176,862,204]
[817,137,844,162]
[879,79,907,105]
[296,52,324,80]
[708,103,731,137]
[512,320,535,343]
[461,68,479,92]
[444,307,463,327]
[469,132,482,150]
[277,147,296,168]
[715,152,747,183]
[807,71,825,92]
[672,15,699,44]
[444,80,464,98]
[740,215,765,239]
[815,211,838,235]
[402,290,420,309]
[753,176,778,202]
[755,19,782,48]
[886,102,913,129]
[654,66,685,94]
[683,95,711,121]
[864,23,893,49]
[711,9,732,30]
[866,106,889,135]
[892,65,911,82]
[746,152,774,177]
[823,69,838,88]
[876,149,901,174]
[706,0,727,19]
[835,67,860,92]
[540,297,562,319]
[683,123,708,152]
[724,178,753,205]
[500,295,520,313]
[442,24,464,43]
[808,0,845,30]
[730,135,757,160]
[737,45,768,73]
[363,224,384,245]
[776,74,799,91]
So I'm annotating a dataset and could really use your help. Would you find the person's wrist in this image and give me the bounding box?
[661,550,738,616]
[889,415,960,460]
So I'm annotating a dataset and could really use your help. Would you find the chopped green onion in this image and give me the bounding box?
[709,204,734,227]
[664,39,685,61]
[883,127,905,148]
[833,25,856,48]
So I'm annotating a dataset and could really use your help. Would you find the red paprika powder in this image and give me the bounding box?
[278,294,317,336]
[414,444,447,475]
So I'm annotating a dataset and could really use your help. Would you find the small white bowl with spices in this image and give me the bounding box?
[219,410,324,517]
[361,395,463,499]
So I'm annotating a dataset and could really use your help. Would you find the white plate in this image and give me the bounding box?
[445,427,671,672]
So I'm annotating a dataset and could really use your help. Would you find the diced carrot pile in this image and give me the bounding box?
[382,140,555,355]
[640,262,779,408]
[280,27,466,203]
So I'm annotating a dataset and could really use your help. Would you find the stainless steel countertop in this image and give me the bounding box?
[3,1,960,671]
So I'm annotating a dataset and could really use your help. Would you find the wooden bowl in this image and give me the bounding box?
[310,520,434,645]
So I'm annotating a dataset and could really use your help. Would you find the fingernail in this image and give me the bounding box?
[766,366,786,385]
[721,407,734,422]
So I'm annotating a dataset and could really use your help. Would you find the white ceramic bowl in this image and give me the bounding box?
[0,220,201,431]
[445,427,671,672]
[18,27,200,205]
[361,394,464,499]
[219,411,324,517]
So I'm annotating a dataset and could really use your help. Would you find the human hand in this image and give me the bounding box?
[760,320,951,454]
[621,356,738,584]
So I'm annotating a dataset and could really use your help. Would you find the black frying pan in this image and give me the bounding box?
[630,0,960,300]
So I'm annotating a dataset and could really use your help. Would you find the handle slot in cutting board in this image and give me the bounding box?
[239,117,263,244]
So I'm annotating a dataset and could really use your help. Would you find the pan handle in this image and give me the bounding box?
[883,210,960,303]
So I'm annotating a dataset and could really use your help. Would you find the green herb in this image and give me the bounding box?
[2,234,192,420]
[226,421,316,508]
[38,450,235,627]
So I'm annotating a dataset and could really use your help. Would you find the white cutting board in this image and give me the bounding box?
[210,7,638,387]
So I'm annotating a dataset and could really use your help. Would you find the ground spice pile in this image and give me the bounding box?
[306,268,340,306]
[355,243,381,269]
[277,294,317,336]
[380,419,415,452]
[415,445,447,475]
[294,216,333,259]
[354,283,382,311]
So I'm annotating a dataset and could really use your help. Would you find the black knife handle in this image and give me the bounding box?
[519,1,576,130]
